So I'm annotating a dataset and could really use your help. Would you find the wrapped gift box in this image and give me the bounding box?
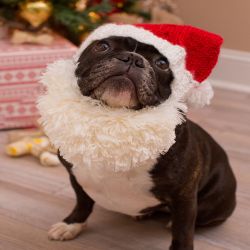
[0,36,77,129]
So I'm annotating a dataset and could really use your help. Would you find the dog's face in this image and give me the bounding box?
[75,36,174,109]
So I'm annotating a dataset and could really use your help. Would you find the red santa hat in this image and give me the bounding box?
[74,23,223,107]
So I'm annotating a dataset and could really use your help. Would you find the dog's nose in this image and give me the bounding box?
[116,53,145,68]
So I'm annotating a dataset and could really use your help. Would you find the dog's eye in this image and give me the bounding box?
[95,41,110,52]
[155,57,169,70]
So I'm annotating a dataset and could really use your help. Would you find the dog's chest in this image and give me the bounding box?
[73,160,160,216]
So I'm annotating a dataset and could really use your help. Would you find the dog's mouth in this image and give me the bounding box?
[90,75,140,109]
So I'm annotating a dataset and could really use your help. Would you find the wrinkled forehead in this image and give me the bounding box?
[74,24,185,65]
[83,36,164,56]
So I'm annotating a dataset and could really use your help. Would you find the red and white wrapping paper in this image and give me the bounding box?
[0,36,77,129]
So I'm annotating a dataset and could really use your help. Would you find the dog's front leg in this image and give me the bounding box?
[48,152,95,241]
[170,194,197,250]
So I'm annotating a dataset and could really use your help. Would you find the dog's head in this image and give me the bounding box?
[75,36,174,109]
[73,24,223,109]
[38,24,222,171]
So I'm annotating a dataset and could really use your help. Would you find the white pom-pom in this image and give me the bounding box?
[185,80,214,108]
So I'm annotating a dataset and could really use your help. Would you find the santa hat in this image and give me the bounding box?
[74,23,223,107]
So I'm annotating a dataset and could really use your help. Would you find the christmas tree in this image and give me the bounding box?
[0,0,182,45]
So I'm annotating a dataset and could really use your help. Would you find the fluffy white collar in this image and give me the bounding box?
[38,59,187,172]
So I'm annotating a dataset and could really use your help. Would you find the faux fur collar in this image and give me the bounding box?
[38,60,187,172]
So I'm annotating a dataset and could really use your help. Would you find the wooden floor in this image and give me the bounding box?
[0,88,250,250]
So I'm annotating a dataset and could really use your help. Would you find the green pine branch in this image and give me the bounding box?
[0,0,150,44]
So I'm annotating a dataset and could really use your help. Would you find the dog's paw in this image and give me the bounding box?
[48,222,86,241]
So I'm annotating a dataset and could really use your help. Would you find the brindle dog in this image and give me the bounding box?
[50,37,236,250]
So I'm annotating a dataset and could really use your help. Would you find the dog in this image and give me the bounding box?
[39,25,236,250]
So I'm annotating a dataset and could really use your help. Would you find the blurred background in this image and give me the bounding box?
[177,0,250,52]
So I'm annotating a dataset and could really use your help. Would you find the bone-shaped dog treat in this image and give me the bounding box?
[6,137,48,156]
[40,151,60,166]
[6,136,60,167]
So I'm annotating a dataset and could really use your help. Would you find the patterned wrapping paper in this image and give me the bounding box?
[0,36,77,129]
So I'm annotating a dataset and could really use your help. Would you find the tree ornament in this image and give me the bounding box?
[75,0,88,12]
[114,0,124,8]
[88,11,101,23]
[19,0,53,28]
[78,24,85,32]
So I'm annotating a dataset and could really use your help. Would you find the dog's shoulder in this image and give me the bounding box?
[149,120,203,198]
